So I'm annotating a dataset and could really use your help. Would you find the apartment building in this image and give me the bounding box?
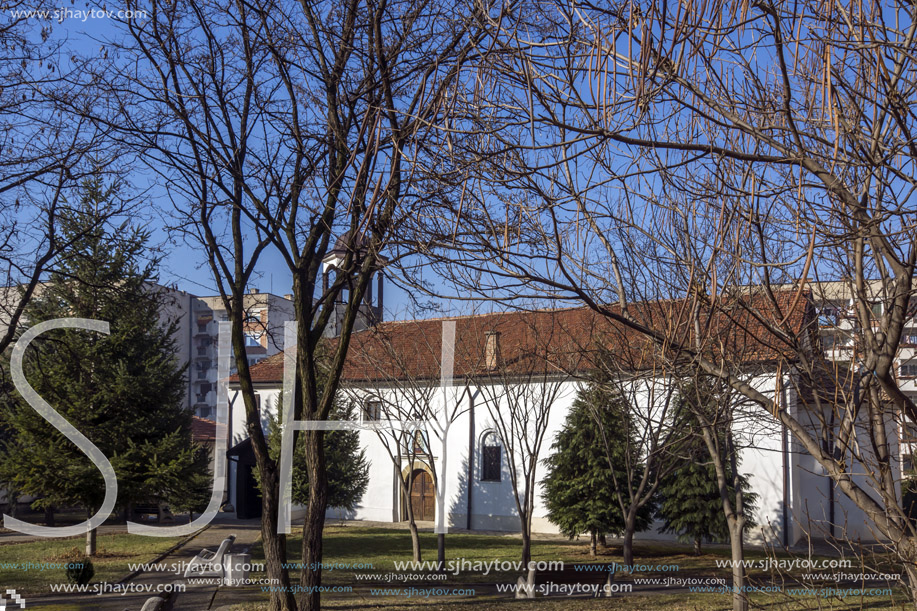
[184,290,294,419]
[1,283,294,420]
[805,280,917,471]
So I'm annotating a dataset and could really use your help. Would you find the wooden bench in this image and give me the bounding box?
[515,563,615,598]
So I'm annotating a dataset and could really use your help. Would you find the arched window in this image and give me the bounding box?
[480,431,502,482]
[363,398,383,421]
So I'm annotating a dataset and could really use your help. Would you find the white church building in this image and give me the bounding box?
[223,275,904,548]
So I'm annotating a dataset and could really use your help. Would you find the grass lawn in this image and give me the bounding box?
[225,592,909,610]
[241,526,908,609]
[249,526,871,584]
[0,532,185,595]
[252,526,617,585]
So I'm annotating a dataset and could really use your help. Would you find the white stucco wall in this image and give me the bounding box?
[225,369,817,546]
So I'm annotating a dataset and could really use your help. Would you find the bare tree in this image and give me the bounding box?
[465,313,575,566]
[400,1,917,608]
[0,1,113,353]
[669,370,761,608]
[84,1,484,609]
[339,332,439,563]
[341,318,472,566]
[587,349,681,568]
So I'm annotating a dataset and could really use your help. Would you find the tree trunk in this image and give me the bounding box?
[236,306,294,611]
[729,524,747,611]
[399,473,422,563]
[694,537,701,556]
[903,561,917,608]
[85,527,96,556]
[622,507,637,567]
[589,531,597,558]
[44,506,54,527]
[599,533,607,548]
[258,465,296,611]
[408,518,422,563]
[6,493,17,519]
[437,533,445,571]
[300,430,329,611]
[521,530,531,566]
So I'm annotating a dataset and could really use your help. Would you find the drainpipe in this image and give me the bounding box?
[187,294,194,413]
[466,387,480,531]
[827,405,836,541]
[225,391,236,510]
[780,371,790,549]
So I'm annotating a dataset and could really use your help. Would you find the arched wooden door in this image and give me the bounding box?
[409,469,435,521]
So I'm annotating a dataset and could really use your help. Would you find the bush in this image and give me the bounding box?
[65,556,94,585]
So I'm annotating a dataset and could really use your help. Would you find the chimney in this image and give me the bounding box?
[249,288,259,294]
[484,331,500,370]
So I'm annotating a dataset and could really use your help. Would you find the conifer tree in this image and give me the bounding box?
[0,176,207,554]
[656,382,757,555]
[263,400,369,511]
[542,383,653,556]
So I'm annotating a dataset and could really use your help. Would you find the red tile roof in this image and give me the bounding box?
[240,290,814,385]
[191,416,217,443]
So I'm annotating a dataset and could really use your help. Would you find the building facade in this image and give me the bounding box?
[224,287,899,546]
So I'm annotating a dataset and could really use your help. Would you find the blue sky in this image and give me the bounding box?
[23,5,438,320]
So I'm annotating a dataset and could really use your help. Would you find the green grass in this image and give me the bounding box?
[252,526,610,584]
[240,526,909,609]
[0,532,184,595]
[250,526,868,584]
[226,592,909,610]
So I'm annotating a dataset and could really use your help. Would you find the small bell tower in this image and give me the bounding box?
[321,230,384,337]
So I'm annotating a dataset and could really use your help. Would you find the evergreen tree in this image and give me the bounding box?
[0,176,207,552]
[542,383,653,556]
[262,399,369,510]
[656,381,758,555]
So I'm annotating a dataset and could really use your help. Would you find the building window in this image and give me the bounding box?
[908,298,917,321]
[901,364,917,378]
[903,333,917,346]
[903,420,917,444]
[818,306,840,327]
[481,431,502,482]
[902,413,917,476]
[363,400,382,421]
